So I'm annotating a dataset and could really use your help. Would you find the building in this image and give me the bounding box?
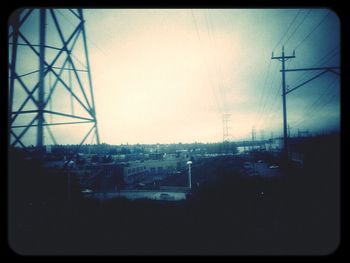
[122,161,148,184]
[74,150,191,190]
[121,157,188,185]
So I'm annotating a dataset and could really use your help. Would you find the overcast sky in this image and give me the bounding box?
[10,8,340,145]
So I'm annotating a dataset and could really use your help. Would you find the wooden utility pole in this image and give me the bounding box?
[272,46,295,162]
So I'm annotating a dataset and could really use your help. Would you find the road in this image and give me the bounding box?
[83,190,188,201]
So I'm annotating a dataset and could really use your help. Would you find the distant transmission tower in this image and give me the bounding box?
[222,113,231,142]
[8,8,100,150]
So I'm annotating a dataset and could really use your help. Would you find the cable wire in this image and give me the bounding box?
[294,11,331,50]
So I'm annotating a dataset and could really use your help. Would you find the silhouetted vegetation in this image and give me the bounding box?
[8,133,340,255]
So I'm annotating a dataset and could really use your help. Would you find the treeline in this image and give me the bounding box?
[28,141,239,155]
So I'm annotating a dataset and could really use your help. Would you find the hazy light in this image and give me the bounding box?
[12,8,340,145]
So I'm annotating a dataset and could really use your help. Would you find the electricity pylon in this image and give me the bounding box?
[8,8,100,151]
[222,113,231,142]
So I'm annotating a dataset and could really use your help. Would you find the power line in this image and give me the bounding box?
[191,9,202,41]
[291,75,339,127]
[261,59,294,131]
[253,59,272,127]
[255,62,280,129]
[283,9,312,46]
[292,79,337,127]
[273,9,302,52]
[289,46,339,88]
[294,11,331,50]
[293,89,339,128]
[257,58,293,130]
[56,8,111,58]
[190,10,223,115]
[205,10,227,113]
[262,59,295,132]
[258,80,281,130]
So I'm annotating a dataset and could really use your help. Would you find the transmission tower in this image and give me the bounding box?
[8,8,100,151]
[222,113,231,142]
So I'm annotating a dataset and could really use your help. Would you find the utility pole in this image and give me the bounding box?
[251,127,256,175]
[272,46,339,163]
[272,46,295,162]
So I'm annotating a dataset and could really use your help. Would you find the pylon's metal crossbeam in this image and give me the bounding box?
[12,121,94,129]
[12,110,95,121]
[8,8,100,149]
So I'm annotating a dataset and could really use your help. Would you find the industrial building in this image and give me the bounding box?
[121,158,188,184]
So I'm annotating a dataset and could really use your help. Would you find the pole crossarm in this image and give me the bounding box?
[284,67,340,95]
[281,66,340,73]
[271,55,296,61]
[271,48,295,61]
[285,70,328,95]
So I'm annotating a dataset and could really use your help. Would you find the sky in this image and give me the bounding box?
[9,8,340,146]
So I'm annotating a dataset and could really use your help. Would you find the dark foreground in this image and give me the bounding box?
[8,135,340,256]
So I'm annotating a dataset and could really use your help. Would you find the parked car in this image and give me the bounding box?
[159,193,175,200]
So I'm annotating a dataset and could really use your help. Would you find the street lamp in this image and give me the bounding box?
[187,161,192,189]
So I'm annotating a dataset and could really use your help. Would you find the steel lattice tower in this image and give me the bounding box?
[222,113,231,142]
[8,8,100,150]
